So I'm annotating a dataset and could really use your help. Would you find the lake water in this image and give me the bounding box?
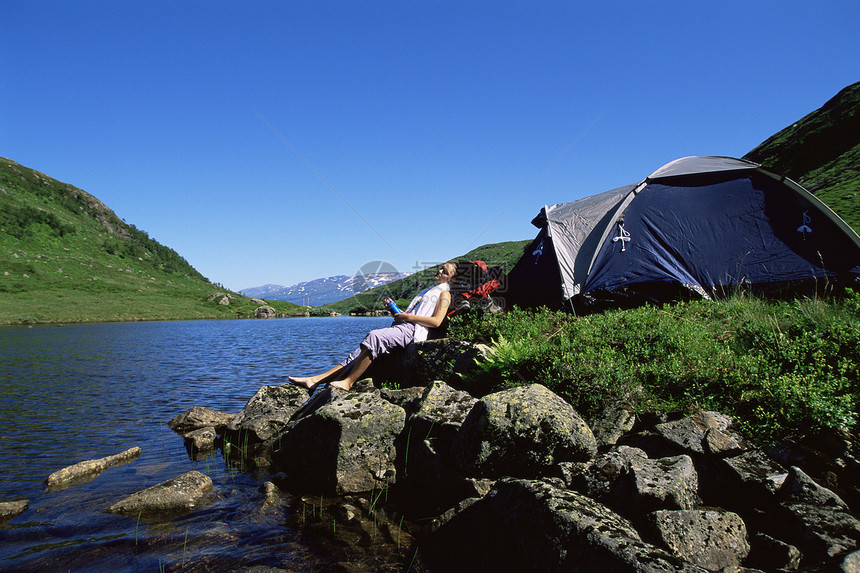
[0,316,427,572]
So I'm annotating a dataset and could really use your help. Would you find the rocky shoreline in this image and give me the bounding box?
[19,339,860,571]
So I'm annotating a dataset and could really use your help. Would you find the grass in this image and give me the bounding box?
[449,289,860,444]
[0,157,305,324]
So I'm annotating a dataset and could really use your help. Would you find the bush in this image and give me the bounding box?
[0,205,75,239]
[450,292,860,444]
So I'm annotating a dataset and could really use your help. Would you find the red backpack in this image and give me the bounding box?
[448,260,506,316]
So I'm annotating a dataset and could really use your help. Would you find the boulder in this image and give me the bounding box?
[452,384,597,478]
[713,449,788,511]
[168,406,235,435]
[184,427,217,457]
[397,435,493,517]
[654,411,748,457]
[627,454,699,512]
[367,338,493,388]
[273,387,406,494]
[254,305,277,318]
[773,466,860,560]
[564,445,647,504]
[379,386,425,418]
[778,464,850,510]
[409,380,477,451]
[647,509,750,571]
[842,550,860,573]
[745,532,802,571]
[108,470,213,515]
[0,500,28,523]
[590,403,637,449]
[427,478,709,572]
[222,384,309,467]
[414,339,494,391]
[46,446,142,488]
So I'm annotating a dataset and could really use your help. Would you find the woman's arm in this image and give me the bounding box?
[395,291,451,328]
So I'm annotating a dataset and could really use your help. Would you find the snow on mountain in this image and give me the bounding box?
[240,272,411,306]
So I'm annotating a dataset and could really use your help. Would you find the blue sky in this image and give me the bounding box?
[3,1,858,291]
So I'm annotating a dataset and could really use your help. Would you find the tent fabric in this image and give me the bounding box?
[505,156,860,313]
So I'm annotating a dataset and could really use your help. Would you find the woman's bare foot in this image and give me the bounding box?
[329,379,353,391]
[288,376,322,389]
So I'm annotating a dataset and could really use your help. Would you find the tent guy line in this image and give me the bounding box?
[254,109,395,251]
[467,111,606,251]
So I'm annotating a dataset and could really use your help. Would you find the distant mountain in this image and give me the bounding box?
[241,272,412,306]
[313,241,531,316]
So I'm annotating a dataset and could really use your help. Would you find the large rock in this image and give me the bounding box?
[367,338,493,388]
[414,339,494,391]
[712,449,788,512]
[590,403,637,449]
[222,384,309,467]
[184,427,217,458]
[563,445,648,504]
[0,500,28,523]
[648,510,750,571]
[745,533,802,571]
[108,470,213,515]
[654,411,747,457]
[46,446,141,488]
[452,384,597,478]
[773,466,860,560]
[397,436,492,517]
[409,380,477,451]
[427,478,708,572]
[168,406,235,435]
[392,381,482,515]
[254,305,277,318]
[273,387,406,494]
[627,454,699,512]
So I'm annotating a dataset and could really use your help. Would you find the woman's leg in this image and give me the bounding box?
[291,323,414,391]
[329,348,372,391]
[288,365,346,389]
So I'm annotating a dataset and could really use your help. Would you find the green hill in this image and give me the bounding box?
[0,158,303,324]
[744,80,860,232]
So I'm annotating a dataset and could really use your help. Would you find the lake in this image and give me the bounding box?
[0,316,427,571]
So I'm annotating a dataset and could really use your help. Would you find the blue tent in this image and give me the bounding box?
[505,156,860,313]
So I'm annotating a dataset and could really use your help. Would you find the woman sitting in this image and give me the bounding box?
[289,262,457,391]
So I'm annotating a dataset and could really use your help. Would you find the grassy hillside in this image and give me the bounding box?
[744,81,860,232]
[0,158,303,324]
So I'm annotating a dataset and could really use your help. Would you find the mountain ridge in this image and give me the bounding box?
[241,272,412,306]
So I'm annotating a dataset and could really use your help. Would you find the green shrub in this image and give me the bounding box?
[451,291,860,444]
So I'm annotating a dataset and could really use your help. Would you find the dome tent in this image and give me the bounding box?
[504,156,860,313]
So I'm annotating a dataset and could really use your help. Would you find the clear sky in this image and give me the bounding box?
[3,1,858,291]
